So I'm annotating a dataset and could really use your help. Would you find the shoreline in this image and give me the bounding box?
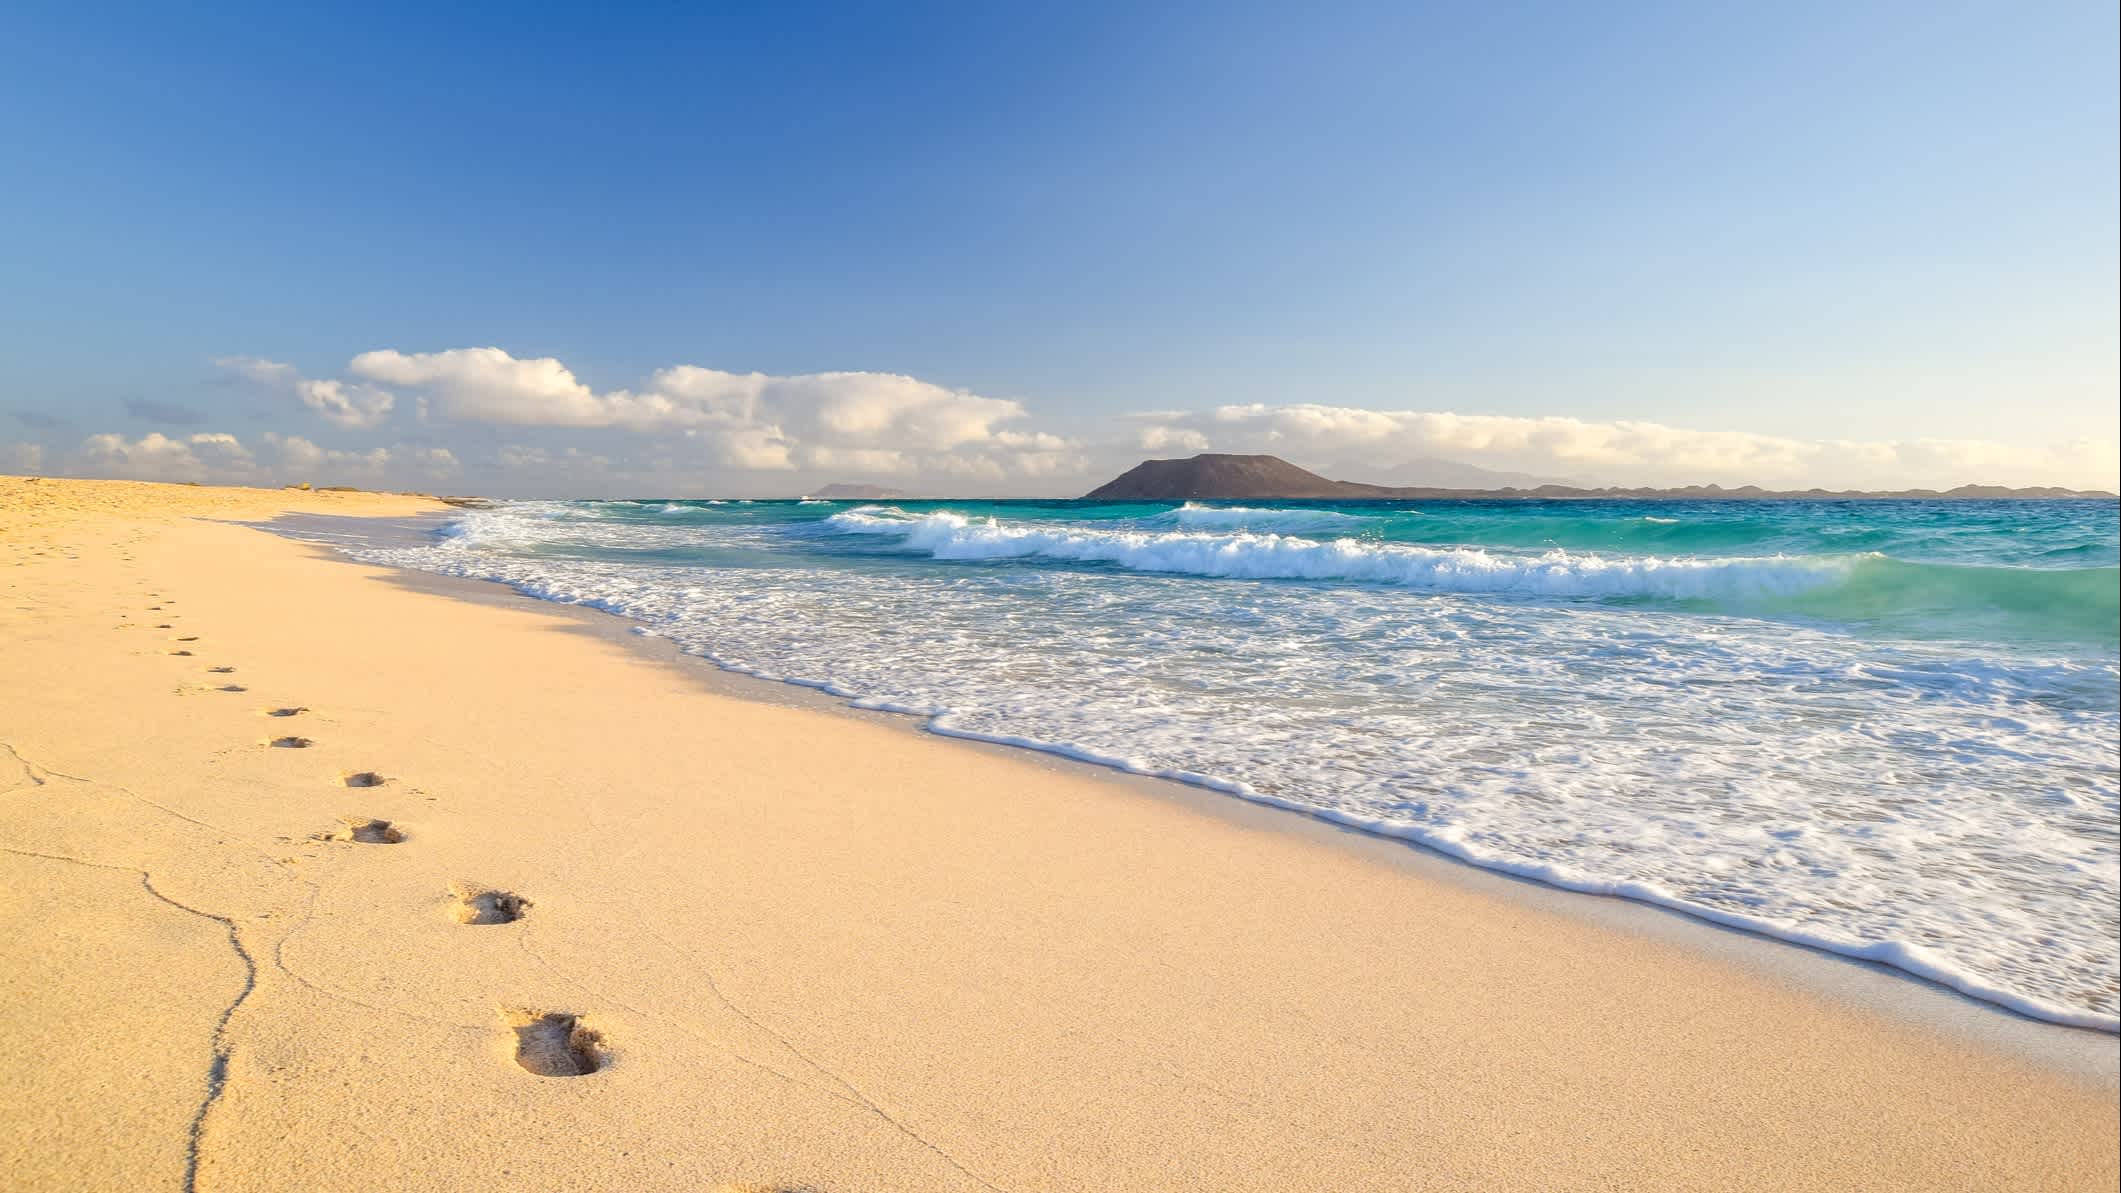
[283,508,2121,1060]
[5,478,2115,1192]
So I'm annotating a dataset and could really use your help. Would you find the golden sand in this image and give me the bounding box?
[1,476,2114,1191]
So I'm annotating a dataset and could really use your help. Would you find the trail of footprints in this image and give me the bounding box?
[144,595,606,1081]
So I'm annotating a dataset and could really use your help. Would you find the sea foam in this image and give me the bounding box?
[349,498,2121,1032]
[1153,502,1383,532]
[826,507,1849,600]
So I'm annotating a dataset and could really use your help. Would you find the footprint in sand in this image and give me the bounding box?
[172,635,198,642]
[449,882,530,925]
[508,1011,603,1076]
[206,666,237,674]
[341,771,385,788]
[263,707,308,718]
[267,736,313,749]
[169,649,194,656]
[209,683,248,693]
[317,817,404,844]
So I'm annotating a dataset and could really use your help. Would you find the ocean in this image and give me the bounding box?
[350,496,2121,1030]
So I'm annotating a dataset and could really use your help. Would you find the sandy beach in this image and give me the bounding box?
[1,476,2114,1192]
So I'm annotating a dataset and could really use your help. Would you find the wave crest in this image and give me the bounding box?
[1152,502,1380,532]
[824,508,1848,599]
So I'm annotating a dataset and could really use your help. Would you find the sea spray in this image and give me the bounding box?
[825,506,1856,600]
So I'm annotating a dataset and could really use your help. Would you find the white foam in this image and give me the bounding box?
[1152,502,1382,532]
[355,502,2121,1033]
[825,508,1850,600]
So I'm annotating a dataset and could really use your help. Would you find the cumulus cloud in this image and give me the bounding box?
[64,431,457,488]
[160,346,2112,493]
[1137,424,1210,453]
[344,346,1085,479]
[267,432,378,475]
[1130,404,2119,491]
[351,348,644,428]
[75,431,254,482]
[219,356,397,429]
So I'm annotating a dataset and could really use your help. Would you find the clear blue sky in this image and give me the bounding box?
[2,2,2114,493]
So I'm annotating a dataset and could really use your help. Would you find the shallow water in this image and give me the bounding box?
[352,496,2121,1029]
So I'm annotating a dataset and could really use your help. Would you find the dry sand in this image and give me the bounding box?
[2,475,2115,1192]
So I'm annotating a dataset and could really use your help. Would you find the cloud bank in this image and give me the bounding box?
[61,430,458,487]
[297,348,1081,480]
[8,347,2110,495]
[1130,404,2121,492]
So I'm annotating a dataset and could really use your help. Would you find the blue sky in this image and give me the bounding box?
[2,2,2115,494]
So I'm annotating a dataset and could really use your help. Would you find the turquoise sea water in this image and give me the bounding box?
[356,497,2121,1029]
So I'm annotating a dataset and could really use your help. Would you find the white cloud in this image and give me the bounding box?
[65,431,458,488]
[351,348,649,428]
[180,346,2112,493]
[700,427,794,471]
[270,433,369,473]
[74,431,256,482]
[264,434,458,482]
[342,347,1082,479]
[1131,404,2120,491]
[487,444,624,490]
[219,356,396,428]
[407,446,461,479]
[3,442,45,474]
[492,444,552,471]
[1138,425,1210,453]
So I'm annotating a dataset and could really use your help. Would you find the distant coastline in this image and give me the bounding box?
[1081,454,2119,502]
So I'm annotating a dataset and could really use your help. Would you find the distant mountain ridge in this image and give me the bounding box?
[809,483,910,499]
[1345,455,1571,490]
[1082,454,2116,501]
